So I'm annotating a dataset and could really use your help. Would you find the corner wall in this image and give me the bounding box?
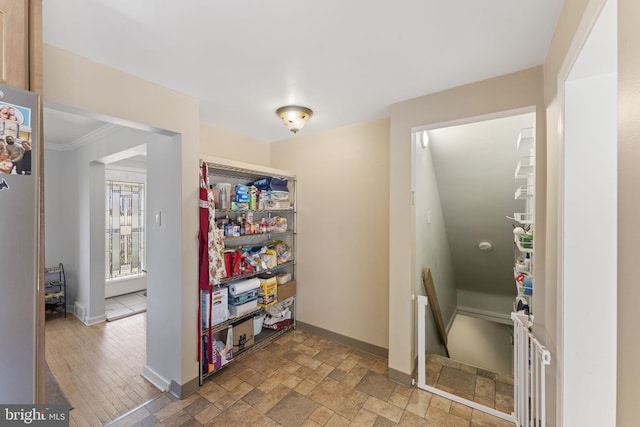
[388,67,545,382]
[43,44,200,388]
[269,119,390,350]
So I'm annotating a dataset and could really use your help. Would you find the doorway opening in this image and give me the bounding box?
[412,108,536,420]
[42,103,179,424]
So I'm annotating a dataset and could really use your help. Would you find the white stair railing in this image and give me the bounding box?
[512,312,551,427]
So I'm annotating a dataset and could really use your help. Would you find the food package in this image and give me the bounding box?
[267,217,287,233]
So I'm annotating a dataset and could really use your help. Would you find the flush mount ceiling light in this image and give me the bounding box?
[276,105,313,134]
[478,241,493,252]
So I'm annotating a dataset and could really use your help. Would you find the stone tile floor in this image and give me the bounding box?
[106,330,514,426]
[425,353,514,414]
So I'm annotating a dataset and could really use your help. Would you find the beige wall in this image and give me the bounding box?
[200,122,270,167]
[270,119,390,349]
[43,44,200,386]
[617,0,640,424]
[388,67,545,381]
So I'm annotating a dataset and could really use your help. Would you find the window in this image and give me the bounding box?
[106,180,145,280]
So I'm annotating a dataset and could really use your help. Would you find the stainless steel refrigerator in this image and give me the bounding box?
[0,84,40,403]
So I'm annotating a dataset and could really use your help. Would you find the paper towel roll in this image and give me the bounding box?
[229,278,260,296]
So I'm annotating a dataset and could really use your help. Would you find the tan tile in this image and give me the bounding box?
[494,373,514,386]
[245,371,268,388]
[426,368,440,386]
[295,379,318,396]
[341,365,369,388]
[450,402,473,420]
[470,409,514,427]
[266,390,319,427]
[324,356,344,367]
[194,404,221,424]
[430,394,452,412]
[313,350,332,363]
[242,387,265,406]
[295,343,321,357]
[474,376,496,402]
[309,405,335,425]
[295,366,316,379]
[387,390,410,409]
[349,408,378,426]
[325,413,351,427]
[257,375,285,393]
[394,383,414,397]
[494,393,513,414]
[397,411,431,426]
[204,400,277,427]
[217,374,243,392]
[306,363,335,384]
[476,369,496,381]
[198,382,227,402]
[212,392,239,411]
[355,371,397,401]
[438,384,475,402]
[370,360,388,375]
[405,388,433,417]
[458,363,478,375]
[355,357,376,370]
[328,368,347,381]
[229,380,254,400]
[270,369,293,383]
[437,366,476,395]
[308,377,368,420]
[495,381,513,397]
[425,405,470,427]
[282,374,304,389]
[236,366,258,381]
[254,384,292,414]
[184,397,213,416]
[337,357,358,372]
[362,396,404,423]
[301,419,324,427]
[473,396,495,409]
[426,360,444,374]
[281,360,303,374]
[296,353,323,370]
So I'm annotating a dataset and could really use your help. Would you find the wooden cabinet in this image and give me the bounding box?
[0,0,29,88]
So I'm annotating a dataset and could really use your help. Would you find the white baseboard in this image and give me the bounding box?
[456,306,512,325]
[84,314,107,326]
[143,365,170,392]
[446,308,458,335]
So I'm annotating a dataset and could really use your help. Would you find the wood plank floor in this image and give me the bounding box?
[45,312,163,427]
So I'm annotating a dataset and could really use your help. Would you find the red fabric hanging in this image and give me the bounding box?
[199,163,211,291]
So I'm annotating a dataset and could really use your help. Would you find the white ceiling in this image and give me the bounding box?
[42,0,563,142]
[429,112,535,295]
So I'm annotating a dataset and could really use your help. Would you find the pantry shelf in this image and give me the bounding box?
[515,157,535,179]
[223,230,295,243]
[517,127,535,150]
[218,261,295,284]
[199,158,297,386]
